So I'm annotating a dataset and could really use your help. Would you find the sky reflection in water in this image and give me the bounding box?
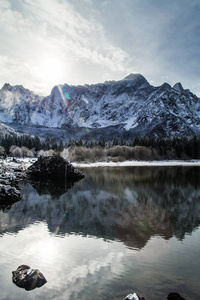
[0,166,200,300]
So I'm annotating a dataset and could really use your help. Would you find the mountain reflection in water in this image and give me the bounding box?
[1,166,200,248]
[1,166,200,300]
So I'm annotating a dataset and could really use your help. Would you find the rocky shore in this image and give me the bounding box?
[0,156,85,211]
[0,158,27,210]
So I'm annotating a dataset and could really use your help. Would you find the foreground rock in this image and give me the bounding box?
[12,265,47,291]
[123,293,145,300]
[27,155,85,181]
[123,292,186,300]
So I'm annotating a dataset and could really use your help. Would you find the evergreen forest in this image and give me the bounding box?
[0,133,200,162]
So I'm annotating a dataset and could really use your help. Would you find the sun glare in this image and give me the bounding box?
[33,56,64,89]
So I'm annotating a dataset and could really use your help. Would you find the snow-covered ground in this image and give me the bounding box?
[73,160,200,168]
[0,157,37,170]
[2,157,200,170]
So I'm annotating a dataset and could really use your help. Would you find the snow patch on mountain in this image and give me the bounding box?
[0,74,200,138]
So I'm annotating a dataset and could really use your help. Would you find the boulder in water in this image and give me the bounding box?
[12,264,47,291]
[27,155,85,181]
[123,293,145,300]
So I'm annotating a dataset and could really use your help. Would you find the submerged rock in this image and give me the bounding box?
[27,155,85,181]
[12,265,47,291]
[167,293,185,300]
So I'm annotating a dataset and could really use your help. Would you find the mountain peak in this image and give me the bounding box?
[123,74,149,87]
[1,83,32,95]
[123,73,145,81]
[0,75,199,139]
[2,83,12,91]
[173,82,184,92]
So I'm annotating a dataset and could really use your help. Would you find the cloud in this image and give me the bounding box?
[0,0,131,94]
[84,0,200,94]
[0,54,31,86]
[0,0,200,96]
[28,0,130,71]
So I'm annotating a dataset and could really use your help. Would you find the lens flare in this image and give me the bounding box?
[65,93,70,100]
[57,85,68,108]
[82,97,89,104]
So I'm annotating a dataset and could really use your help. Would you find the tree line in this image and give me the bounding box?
[0,132,200,160]
[63,135,200,160]
[0,134,64,156]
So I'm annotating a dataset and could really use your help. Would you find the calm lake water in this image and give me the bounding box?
[0,166,200,300]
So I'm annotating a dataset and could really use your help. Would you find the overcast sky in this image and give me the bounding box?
[0,0,200,96]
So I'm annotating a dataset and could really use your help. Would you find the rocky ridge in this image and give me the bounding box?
[0,74,200,140]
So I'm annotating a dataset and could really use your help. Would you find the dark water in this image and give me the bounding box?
[0,166,200,300]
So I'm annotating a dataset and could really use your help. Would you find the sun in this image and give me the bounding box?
[33,55,65,89]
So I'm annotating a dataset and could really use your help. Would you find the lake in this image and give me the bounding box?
[0,166,200,300]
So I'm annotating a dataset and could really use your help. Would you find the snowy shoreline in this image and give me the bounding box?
[2,157,200,169]
[73,160,200,168]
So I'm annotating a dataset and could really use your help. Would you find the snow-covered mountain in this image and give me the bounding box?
[0,74,200,140]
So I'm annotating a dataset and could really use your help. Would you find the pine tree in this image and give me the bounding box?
[58,139,64,152]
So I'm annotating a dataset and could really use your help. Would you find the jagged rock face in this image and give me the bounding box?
[0,74,200,138]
